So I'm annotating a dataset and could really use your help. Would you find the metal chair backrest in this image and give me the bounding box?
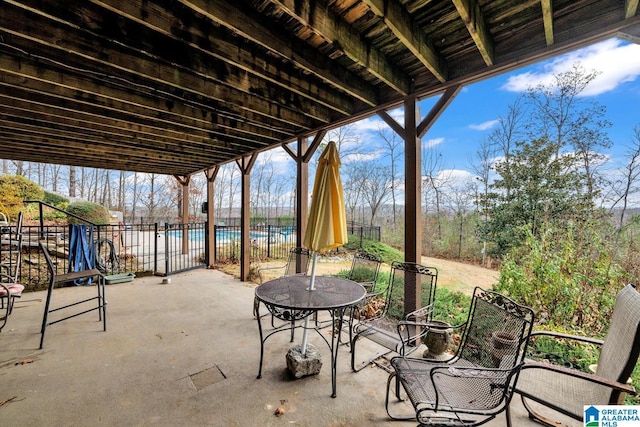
[457,287,535,369]
[282,247,311,277]
[347,252,381,289]
[0,211,23,283]
[595,284,640,403]
[385,262,438,319]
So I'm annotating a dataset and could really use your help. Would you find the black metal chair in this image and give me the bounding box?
[257,247,311,284]
[316,251,382,332]
[350,261,438,372]
[0,212,24,332]
[515,283,640,425]
[39,242,107,349]
[346,251,381,292]
[253,247,312,335]
[385,287,534,427]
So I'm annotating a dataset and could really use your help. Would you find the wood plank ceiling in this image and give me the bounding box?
[0,0,638,176]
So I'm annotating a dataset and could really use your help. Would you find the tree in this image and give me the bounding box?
[69,166,77,198]
[422,144,451,239]
[447,183,475,259]
[525,64,611,200]
[325,123,361,159]
[487,96,525,199]
[342,160,367,223]
[377,123,403,226]
[360,163,393,225]
[469,137,497,265]
[481,137,585,257]
[610,124,640,232]
[480,65,610,258]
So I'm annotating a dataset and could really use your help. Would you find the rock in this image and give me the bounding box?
[285,344,322,378]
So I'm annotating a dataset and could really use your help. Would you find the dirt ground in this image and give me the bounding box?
[220,253,499,295]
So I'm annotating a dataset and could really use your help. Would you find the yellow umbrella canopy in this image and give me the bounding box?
[303,141,347,253]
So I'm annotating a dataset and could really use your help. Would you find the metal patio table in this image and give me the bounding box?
[255,275,366,397]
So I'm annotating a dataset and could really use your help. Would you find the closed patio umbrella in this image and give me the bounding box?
[301,141,347,354]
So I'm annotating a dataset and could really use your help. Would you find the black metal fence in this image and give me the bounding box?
[163,222,206,275]
[347,221,381,247]
[2,212,380,291]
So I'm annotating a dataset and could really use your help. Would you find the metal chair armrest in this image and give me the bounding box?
[256,264,286,283]
[530,330,604,346]
[520,360,636,395]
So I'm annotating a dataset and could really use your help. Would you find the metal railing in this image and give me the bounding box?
[4,205,380,290]
[347,221,381,247]
[163,222,206,275]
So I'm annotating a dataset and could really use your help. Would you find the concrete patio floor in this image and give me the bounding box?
[0,268,577,426]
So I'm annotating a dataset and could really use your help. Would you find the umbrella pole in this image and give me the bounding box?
[301,251,319,355]
[308,251,318,291]
[301,316,311,355]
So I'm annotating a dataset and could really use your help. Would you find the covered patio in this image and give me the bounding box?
[0,269,577,426]
[1,0,639,316]
[1,3,639,424]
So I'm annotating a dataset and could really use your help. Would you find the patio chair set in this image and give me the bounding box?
[257,247,640,426]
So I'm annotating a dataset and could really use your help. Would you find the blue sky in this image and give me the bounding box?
[340,38,640,182]
[424,38,640,176]
[241,37,640,207]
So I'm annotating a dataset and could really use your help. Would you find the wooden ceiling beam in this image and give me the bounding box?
[0,91,284,148]
[0,117,234,162]
[14,0,353,115]
[618,23,640,44]
[0,111,238,159]
[0,136,211,175]
[0,3,330,129]
[0,54,297,140]
[0,56,297,148]
[263,0,411,95]
[451,0,495,66]
[76,0,357,117]
[177,0,380,104]
[541,0,554,46]
[363,0,448,83]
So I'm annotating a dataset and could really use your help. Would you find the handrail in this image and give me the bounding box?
[24,200,99,238]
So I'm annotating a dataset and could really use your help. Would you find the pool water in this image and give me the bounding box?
[168,229,266,241]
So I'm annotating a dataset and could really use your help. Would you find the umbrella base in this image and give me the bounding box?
[286,344,322,378]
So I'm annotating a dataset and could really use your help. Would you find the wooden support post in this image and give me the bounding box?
[236,155,257,281]
[204,166,220,268]
[173,175,191,255]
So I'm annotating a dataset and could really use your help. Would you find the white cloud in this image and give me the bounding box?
[423,137,445,149]
[342,151,384,163]
[469,119,499,131]
[501,38,640,96]
[439,169,476,188]
[351,116,385,133]
[256,147,293,170]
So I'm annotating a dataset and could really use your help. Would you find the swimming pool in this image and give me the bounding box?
[167,229,267,241]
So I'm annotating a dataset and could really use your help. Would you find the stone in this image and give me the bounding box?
[285,344,322,378]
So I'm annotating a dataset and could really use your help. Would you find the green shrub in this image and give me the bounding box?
[495,225,625,336]
[0,175,44,220]
[345,238,403,265]
[67,201,110,225]
[44,191,68,206]
[431,288,471,326]
[527,333,599,372]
